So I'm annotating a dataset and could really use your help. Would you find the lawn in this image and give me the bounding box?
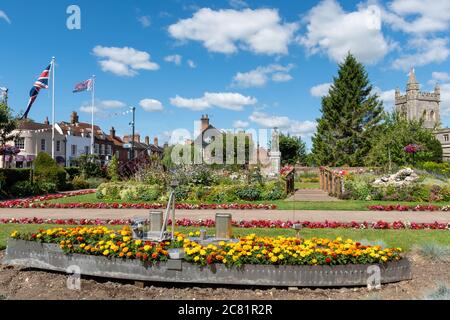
[45,193,448,211]
[294,182,320,189]
[1,224,449,251]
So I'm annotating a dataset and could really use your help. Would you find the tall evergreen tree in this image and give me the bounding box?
[312,54,384,166]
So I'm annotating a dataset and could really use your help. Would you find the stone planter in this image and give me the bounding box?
[3,239,412,287]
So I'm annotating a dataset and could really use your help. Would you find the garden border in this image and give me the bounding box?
[3,239,412,287]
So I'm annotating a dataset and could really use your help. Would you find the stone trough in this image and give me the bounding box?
[3,239,413,287]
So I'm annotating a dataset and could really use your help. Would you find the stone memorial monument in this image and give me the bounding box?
[268,128,281,176]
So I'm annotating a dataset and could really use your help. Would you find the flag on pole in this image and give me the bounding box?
[73,79,93,93]
[22,63,51,119]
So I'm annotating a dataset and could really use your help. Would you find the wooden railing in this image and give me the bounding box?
[282,167,296,195]
[319,167,345,198]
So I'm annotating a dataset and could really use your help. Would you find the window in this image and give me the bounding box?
[94,144,99,154]
[40,139,46,151]
[444,134,449,142]
[106,145,112,155]
[71,145,77,156]
[85,146,90,155]
[115,150,120,158]
[56,140,61,152]
[15,137,25,150]
[100,144,105,155]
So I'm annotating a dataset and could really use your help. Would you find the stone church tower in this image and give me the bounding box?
[395,69,441,129]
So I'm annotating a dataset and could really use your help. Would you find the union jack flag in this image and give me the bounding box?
[73,79,93,93]
[22,63,52,119]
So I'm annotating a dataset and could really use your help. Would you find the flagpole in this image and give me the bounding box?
[51,57,56,160]
[91,75,95,155]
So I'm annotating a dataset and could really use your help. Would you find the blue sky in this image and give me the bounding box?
[1,0,450,149]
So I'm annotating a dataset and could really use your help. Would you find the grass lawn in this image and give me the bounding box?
[46,193,449,211]
[1,224,449,251]
[294,182,320,189]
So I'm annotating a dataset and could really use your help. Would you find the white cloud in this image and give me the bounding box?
[168,8,297,55]
[392,37,450,71]
[232,64,294,88]
[383,0,450,34]
[137,15,151,28]
[249,111,317,137]
[233,120,249,129]
[439,84,450,116]
[92,46,159,77]
[165,54,182,66]
[299,0,392,64]
[432,72,450,82]
[0,10,10,24]
[79,99,126,115]
[229,0,248,9]
[272,73,293,82]
[170,92,257,111]
[187,59,197,68]
[310,83,332,97]
[100,100,126,109]
[139,98,164,112]
[374,87,396,109]
[170,96,210,111]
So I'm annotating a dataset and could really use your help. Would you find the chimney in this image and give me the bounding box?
[70,111,79,124]
[110,127,116,138]
[134,134,140,143]
[44,117,49,125]
[145,136,150,145]
[201,114,210,132]
[154,137,159,146]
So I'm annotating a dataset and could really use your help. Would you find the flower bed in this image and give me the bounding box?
[1,217,449,230]
[9,226,403,266]
[0,200,277,210]
[0,190,96,208]
[368,204,448,212]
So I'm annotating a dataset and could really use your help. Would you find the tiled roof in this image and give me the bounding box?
[17,120,51,131]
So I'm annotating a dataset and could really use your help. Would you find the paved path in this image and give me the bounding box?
[0,208,449,223]
[287,189,340,202]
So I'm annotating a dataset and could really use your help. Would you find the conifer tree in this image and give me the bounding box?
[312,53,384,166]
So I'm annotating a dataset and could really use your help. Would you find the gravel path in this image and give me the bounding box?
[0,208,449,223]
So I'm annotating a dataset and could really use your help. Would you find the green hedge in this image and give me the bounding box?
[0,168,31,187]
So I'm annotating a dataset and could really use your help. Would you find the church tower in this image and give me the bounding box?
[395,68,441,129]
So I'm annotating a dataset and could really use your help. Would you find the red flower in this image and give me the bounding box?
[325,257,332,263]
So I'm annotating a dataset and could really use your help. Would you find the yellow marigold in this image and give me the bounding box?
[122,236,130,242]
[194,256,200,262]
[144,245,151,252]
[135,240,142,246]
[122,247,129,253]
[80,244,86,248]
[109,234,116,239]
[103,250,110,256]
[270,256,278,263]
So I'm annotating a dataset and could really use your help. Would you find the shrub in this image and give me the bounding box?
[34,152,67,190]
[107,155,120,182]
[72,176,90,190]
[416,243,450,263]
[261,180,286,200]
[174,185,190,201]
[85,177,107,189]
[423,283,450,300]
[205,185,237,203]
[38,182,57,194]
[65,167,81,180]
[98,182,123,200]
[138,185,161,202]
[10,181,36,198]
[235,185,262,201]
[0,168,31,188]
[418,161,450,178]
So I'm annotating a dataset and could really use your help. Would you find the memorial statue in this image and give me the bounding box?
[271,128,279,152]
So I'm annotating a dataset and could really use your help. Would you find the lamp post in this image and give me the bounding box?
[129,106,136,160]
